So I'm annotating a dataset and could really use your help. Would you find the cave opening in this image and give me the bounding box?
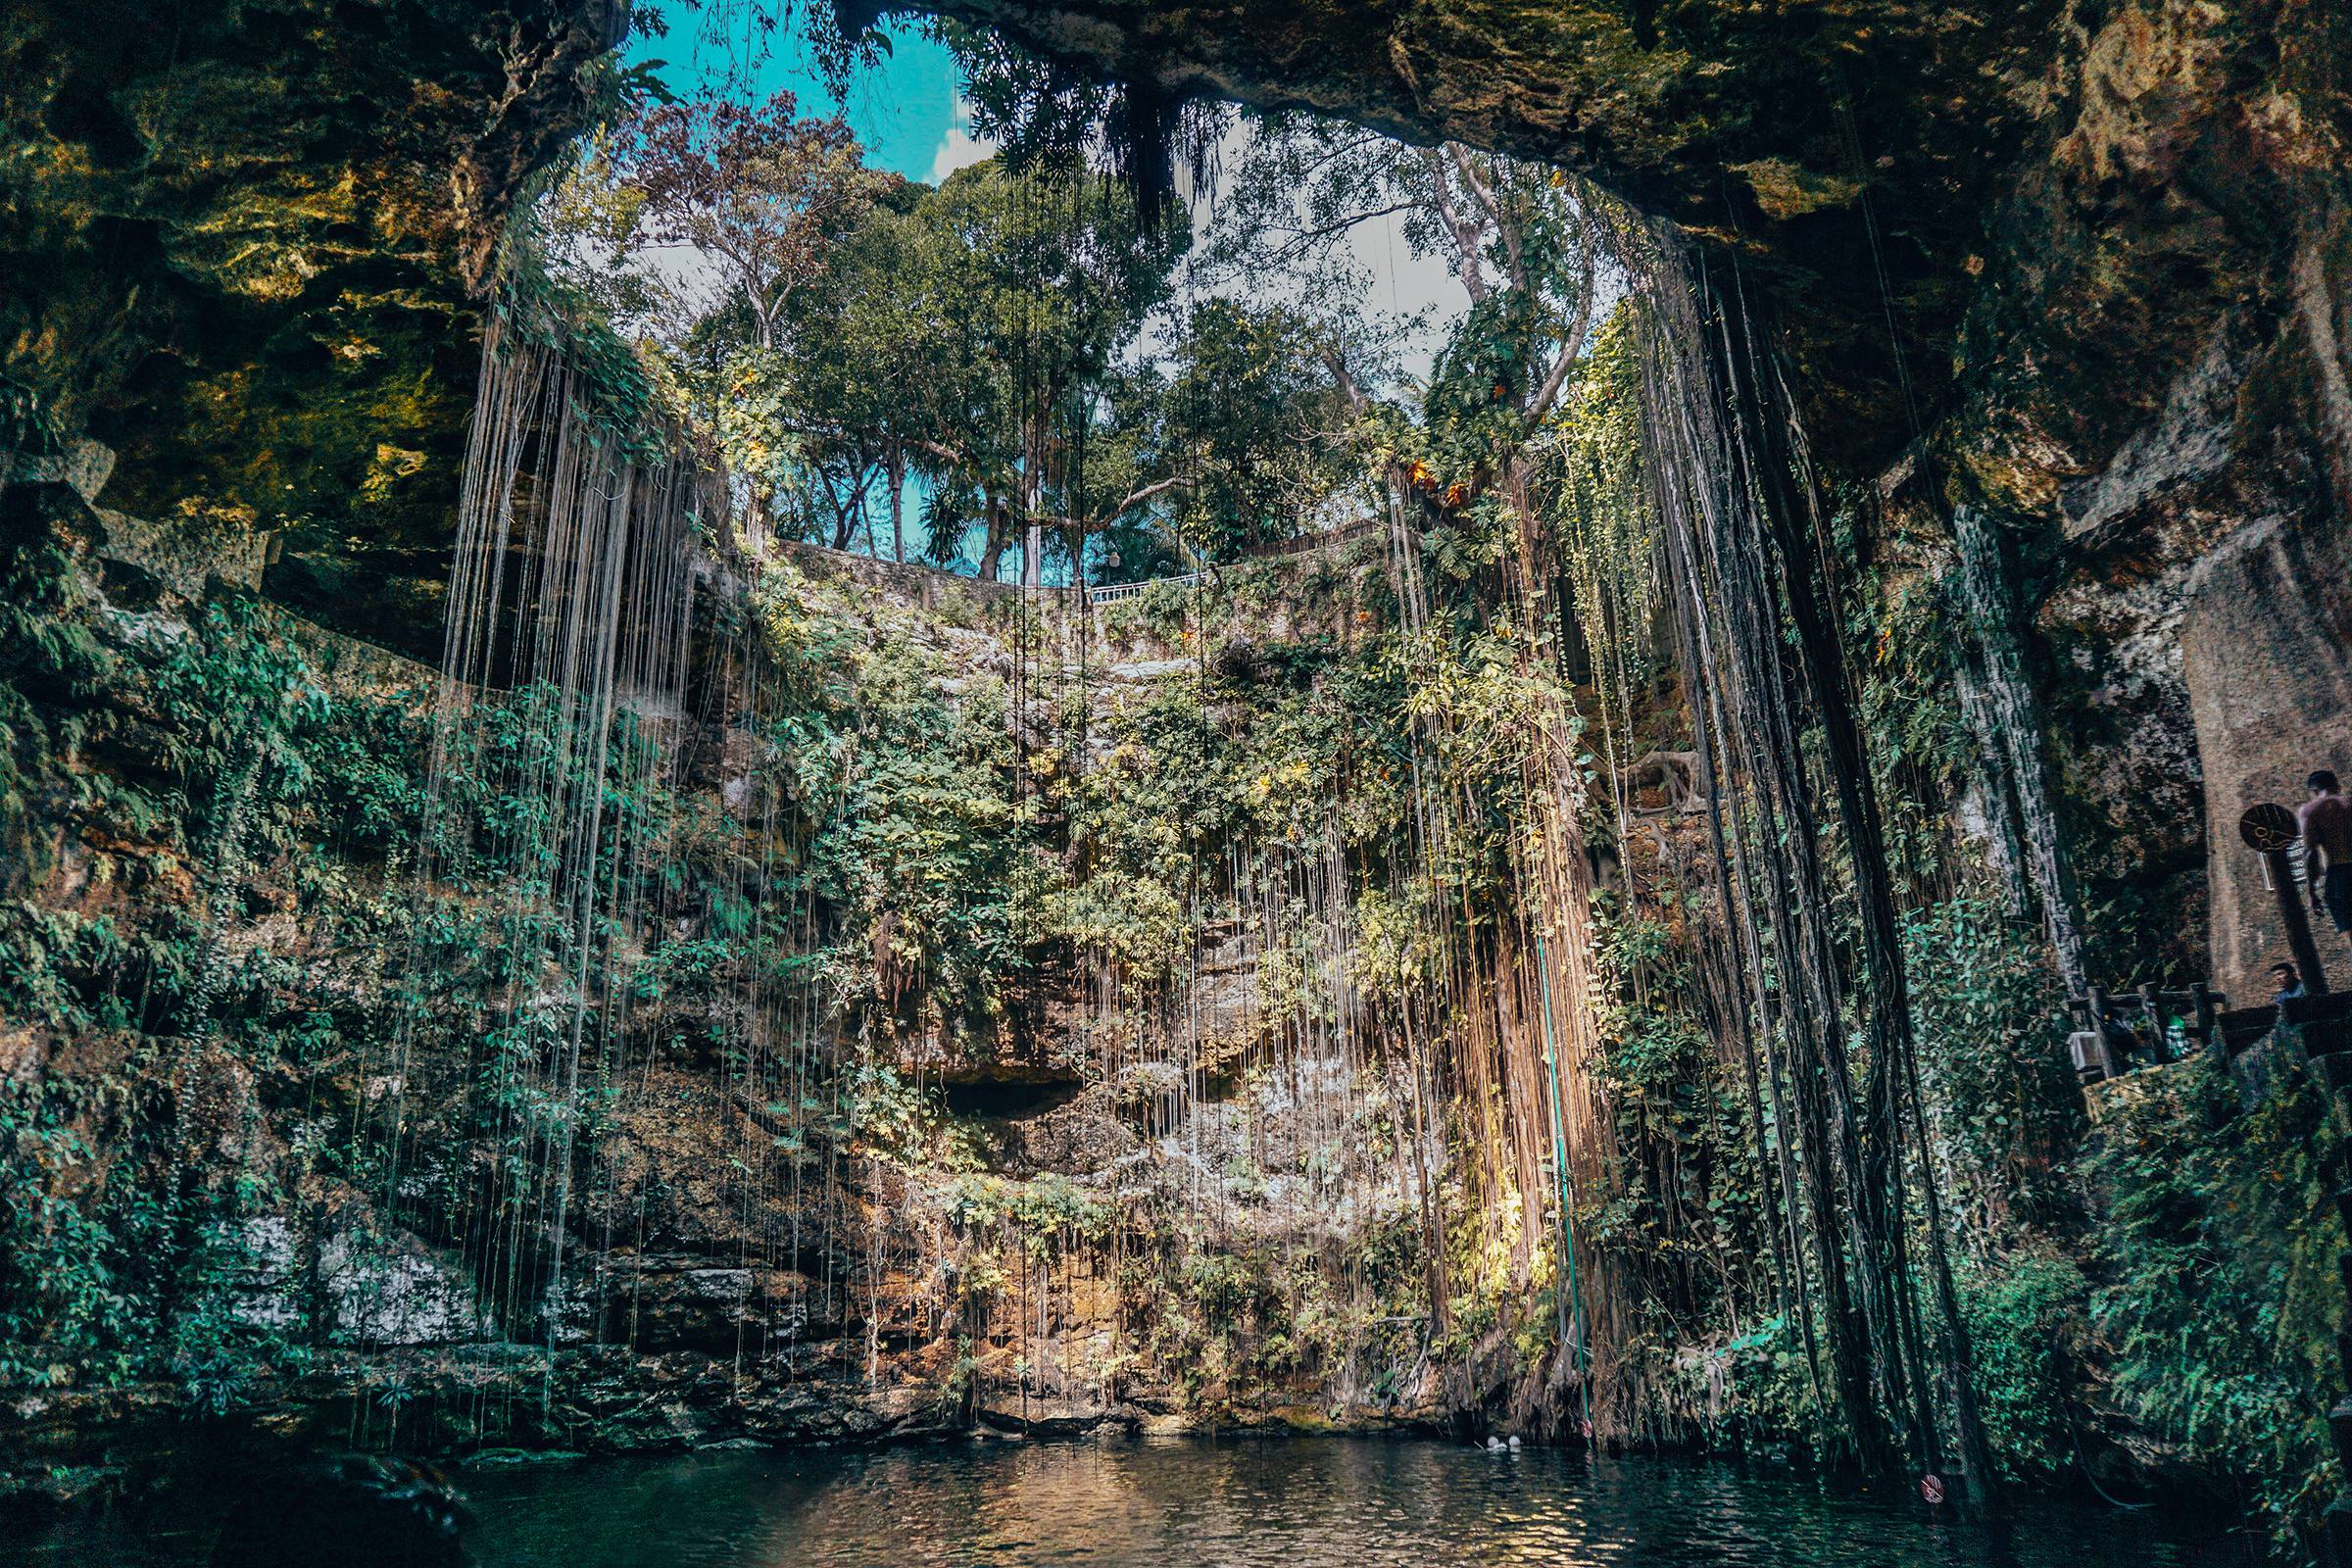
[2,2,2348,1562]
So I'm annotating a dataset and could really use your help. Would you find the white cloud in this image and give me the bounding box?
[929,101,998,183]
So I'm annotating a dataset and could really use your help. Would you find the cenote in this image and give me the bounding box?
[7,0,2352,1562]
[13,1439,2256,1567]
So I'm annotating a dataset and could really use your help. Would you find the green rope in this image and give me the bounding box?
[1535,932,1592,1439]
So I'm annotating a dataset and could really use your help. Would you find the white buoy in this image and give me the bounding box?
[1508,1436,1522,1448]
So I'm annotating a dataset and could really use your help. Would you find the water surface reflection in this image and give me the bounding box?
[459,1437,2248,1568]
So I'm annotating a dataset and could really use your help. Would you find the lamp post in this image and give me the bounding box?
[2241,803,2328,996]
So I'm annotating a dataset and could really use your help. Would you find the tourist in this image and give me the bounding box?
[2301,770,2352,963]
[2095,1003,2145,1070]
[2272,961,2306,1006]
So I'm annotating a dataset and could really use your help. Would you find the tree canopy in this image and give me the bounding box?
[777,160,1187,580]
[520,74,1617,589]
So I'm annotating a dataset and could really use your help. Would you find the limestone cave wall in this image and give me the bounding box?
[3,0,2351,1524]
[0,469,1446,1495]
[2,0,625,661]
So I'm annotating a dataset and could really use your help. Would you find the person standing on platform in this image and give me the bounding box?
[2272,960,2307,1007]
[2301,771,2352,970]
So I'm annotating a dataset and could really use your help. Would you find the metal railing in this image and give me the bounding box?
[1233,515,1383,560]
[1086,520,1384,604]
[1088,572,1200,605]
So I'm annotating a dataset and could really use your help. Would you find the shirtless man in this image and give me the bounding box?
[2301,770,2352,962]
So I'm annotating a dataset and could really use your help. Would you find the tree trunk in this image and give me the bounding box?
[888,444,906,564]
[979,496,1007,580]
[816,467,853,552]
[1021,404,1046,590]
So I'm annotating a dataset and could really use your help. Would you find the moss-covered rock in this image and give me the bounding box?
[1,0,622,658]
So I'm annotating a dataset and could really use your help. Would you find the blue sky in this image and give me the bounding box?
[628,16,990,184]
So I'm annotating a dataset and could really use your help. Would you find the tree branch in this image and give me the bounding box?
[1266,202,1424,262]
[1031,475,1195,533]
[1523,338,1581,432]
[1293,132,1388,180]
[1321,349,1368,414]
[1521,228,1598,433]
[1417,147,1489,304]
[1445,144,1525,294]
[1089,473,1191,526]
[1445,144,1505,232]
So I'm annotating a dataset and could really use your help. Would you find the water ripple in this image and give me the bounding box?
[451,1438,2250,1568]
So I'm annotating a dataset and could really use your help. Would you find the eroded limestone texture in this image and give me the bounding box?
[2184,516,2352,1001]
[3,0,2349,1525]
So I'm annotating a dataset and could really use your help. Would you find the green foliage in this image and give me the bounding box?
[943,1172,1110,1252]
[1156,297,1356,559]
[762,158,1185,568]
[0,1092,164,1388]
[1590,909,1702,1092]
[7,89,2322,1537]
[935,1333,982,1418]
[754,564,1038,1023]
[2087,1047,2344,1537]
[1903,898,2080,1251]
[1047,618,1427,1006]
[1955,1251,2089,1481]
[1843,564,1978,900]
[169,1219,315,1416]
[0,574,444,1385]
[1725,1312,1829,1448]
[1544,302,1659,703]
[492,281,689,466]
[0,374,61,456]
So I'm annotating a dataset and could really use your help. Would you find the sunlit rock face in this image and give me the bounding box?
[1,0,2347,1494]
[10,0,2343,968]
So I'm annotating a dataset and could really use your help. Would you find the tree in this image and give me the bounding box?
[627,90,897,353]
[1156,297,1357,561]
[530,124,667,337]
[524,88,902,547]
[763,179,937,560]
[1410,145,1601,506]
[1203,116,1607,557]
[779,159,1186,583]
